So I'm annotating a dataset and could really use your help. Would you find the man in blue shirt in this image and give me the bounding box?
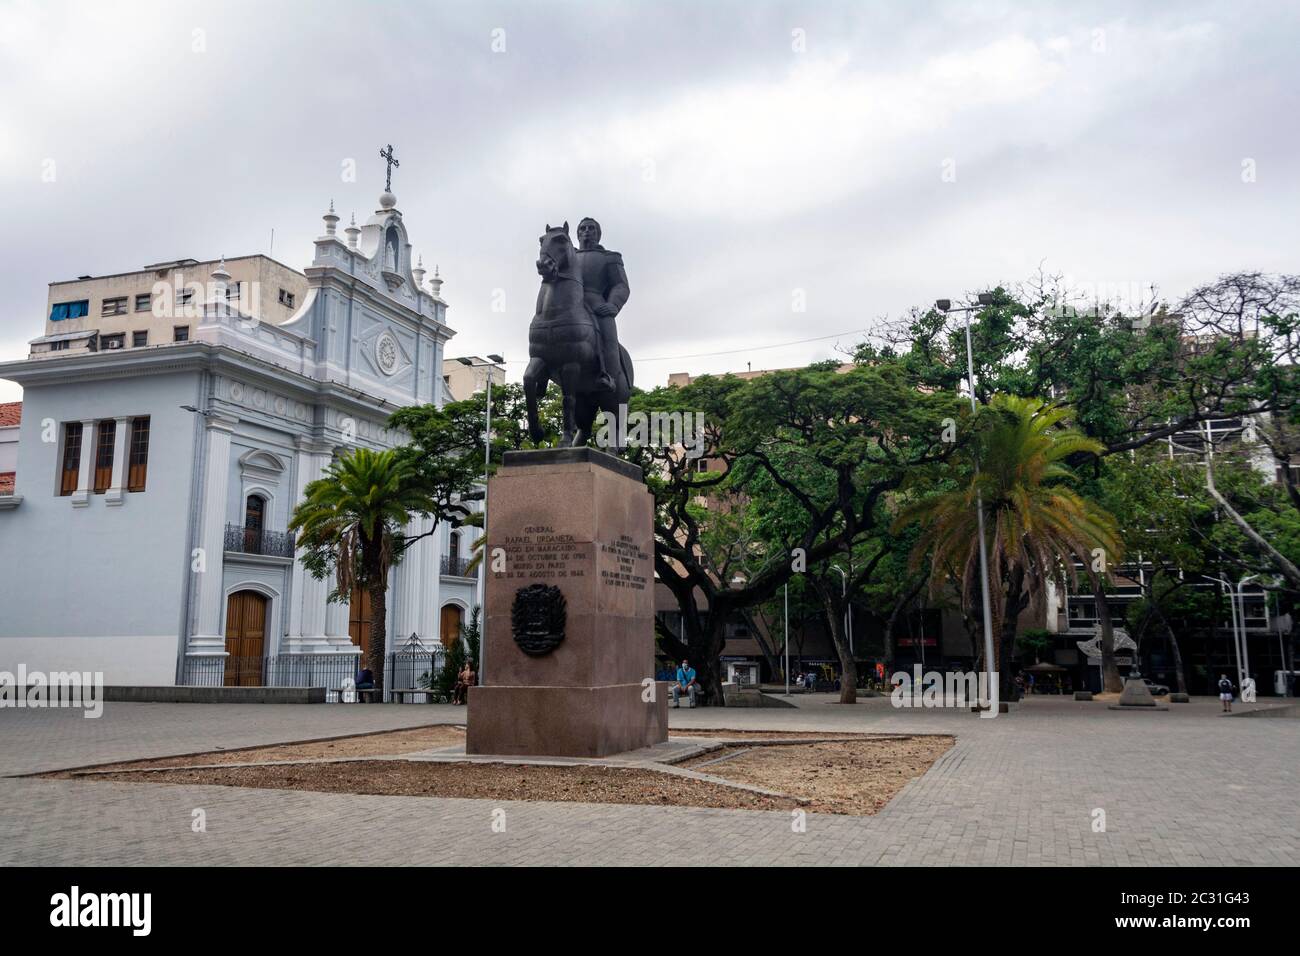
[671,658,700,708]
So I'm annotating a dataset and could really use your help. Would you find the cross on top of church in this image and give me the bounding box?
[379,144,400,192]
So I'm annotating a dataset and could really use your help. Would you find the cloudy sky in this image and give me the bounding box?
[1,0,1297,402]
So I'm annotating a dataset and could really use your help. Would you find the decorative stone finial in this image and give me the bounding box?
[412,254,426,287]
[345,213,360,249]
[322,199,339,237]
[430,264,443,298]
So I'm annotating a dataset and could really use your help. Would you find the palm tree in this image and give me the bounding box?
[290,447,438,691]
[895,395,1121,701]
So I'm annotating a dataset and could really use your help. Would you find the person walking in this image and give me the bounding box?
[1217,673,1235,713]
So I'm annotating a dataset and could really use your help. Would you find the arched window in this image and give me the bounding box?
[448,531,461,570]
[243,495,265,553]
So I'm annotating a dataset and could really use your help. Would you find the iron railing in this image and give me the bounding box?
[181,650,447,702]
[441,555,474,577]
[225,523,295,558]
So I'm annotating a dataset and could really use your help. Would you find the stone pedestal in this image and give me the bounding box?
[467,448,668,758]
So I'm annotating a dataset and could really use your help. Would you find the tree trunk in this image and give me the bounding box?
[1151,601,1188,695]
[813,579,857,704]
[1091,573,1124,693]
[999,566,1027,703]
[367,579,387,693]
[363,541,388,693]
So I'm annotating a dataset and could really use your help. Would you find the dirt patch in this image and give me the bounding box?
[679,736,954,814]
[71,732,951,816]
[55,725,466,774]
[81,760,804,813]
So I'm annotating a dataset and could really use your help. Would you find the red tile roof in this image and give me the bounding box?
[0,402,20,427]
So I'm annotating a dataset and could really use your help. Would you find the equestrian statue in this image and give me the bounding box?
[523,217,633,448]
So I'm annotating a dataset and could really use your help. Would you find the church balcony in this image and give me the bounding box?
[441,555,474,577]
[225,523,295,559]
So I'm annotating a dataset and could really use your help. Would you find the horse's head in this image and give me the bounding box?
[536,221,575,280]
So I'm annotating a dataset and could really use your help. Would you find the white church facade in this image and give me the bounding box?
[0,185,483,690]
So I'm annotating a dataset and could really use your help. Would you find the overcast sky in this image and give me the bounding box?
[1,0,1297,403]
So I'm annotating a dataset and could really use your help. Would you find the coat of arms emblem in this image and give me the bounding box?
[511,583,567,656]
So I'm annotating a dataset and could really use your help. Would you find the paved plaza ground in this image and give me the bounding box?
[1,694,1296,866]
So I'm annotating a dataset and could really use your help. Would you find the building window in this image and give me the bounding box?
[100,333,125,351]
[278,288,295,308]
[244,494,265,532]
[134,293,152,312]
[127,417,149,492]
[173,326,189,342]
[59,423,82,496]
[227,281,241,302]
[50,340,70,352]
[93,421,115,494]
[132,330,148,347]
[176,288,194,307]
[101,297,128,317]
[50,300,89,321]
[448,531,461,566]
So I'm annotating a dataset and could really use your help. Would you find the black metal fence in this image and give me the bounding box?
[440,555,474,577]
[224,523,295,557]
[181,650,447,702]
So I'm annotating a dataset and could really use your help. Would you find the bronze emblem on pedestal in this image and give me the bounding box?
[511,583,567,656]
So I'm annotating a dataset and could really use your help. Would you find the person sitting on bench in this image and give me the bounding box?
[355,661,374,691]
[671,658,700,708]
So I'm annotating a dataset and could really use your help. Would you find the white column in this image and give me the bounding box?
[393,515,427,646]
[421,519,443,649]
[105,416,131,506]
[71,418,96,507]
[285,439,331,652]
[188,415,236,652]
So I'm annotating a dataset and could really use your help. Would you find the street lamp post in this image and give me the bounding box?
[783,582,790,697]
[937,295,998,712]
[456,355,505,685]
[1237,573,1260,690]
[1203,574,1246,689]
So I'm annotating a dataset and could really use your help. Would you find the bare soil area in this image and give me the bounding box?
[65,731,951,816]
[81,760,804,812]
[679,736,954,814]
[57,725,466,774]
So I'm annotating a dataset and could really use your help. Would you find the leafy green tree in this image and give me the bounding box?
[637,360,962,702]
[896,396,1121,701]
[290,448,440,690]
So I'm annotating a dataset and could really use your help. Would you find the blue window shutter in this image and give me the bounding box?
[49,299,88,321]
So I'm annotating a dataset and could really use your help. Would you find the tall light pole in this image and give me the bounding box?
[937,295,998,712]
[1237,573,1260,688]
[457,355,505,685]
[783,582,791,697]
[1204,574,1246,688]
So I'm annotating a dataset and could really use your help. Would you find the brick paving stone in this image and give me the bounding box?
[0,695,1296,865]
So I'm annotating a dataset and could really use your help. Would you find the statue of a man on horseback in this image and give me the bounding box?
[575,217,629,394]
[524,219,634,449]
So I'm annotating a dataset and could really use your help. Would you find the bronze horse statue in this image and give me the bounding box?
[523,222,633,447]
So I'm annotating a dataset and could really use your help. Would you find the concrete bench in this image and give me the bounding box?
[390,688,446,704]
[354,688,382,704]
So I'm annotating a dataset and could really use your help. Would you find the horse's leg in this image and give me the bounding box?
[522,357,548,444]
[558,362,581,446]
